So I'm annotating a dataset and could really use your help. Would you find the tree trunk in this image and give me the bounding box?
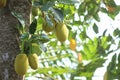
[0,0,31,80]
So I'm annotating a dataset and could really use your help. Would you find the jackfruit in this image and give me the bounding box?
[55,22,69,42]
[70,39,76,50]
[42,21,55,33]
[0,0,7,8]
[28,53,39,70]
[32,6,39,16]
[14,54,29,75]
[103,71,108,80]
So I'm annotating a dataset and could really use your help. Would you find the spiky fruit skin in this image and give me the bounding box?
[32,6,39,16]
[42,22,55,33]
[0,0,7,8]
[70,39,76,50]
[55,23,69,42]
[14,54,29,75]
[28,53,39,70]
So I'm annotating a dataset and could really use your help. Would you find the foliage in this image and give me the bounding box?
[13,0,120,80]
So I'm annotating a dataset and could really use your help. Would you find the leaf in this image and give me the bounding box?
[39,42,47,52]
[11,12,25,27]
[118,53,120,64]
[51,8,64,22]
[20,32,29,41]
[100,7,107,13]
[111,54,116,64]
[57,0,79,4]
[93,13,100,21]
[39,34,50,43]
[113,28,120,37]
[45,14,54,27]
[93,23,98,34]
[29,19,37,34]
[102,29,107,36]
[78,2,86,15]
[41,1,54,11]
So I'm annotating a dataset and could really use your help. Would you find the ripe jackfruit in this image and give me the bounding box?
[70,39,76,50]
[28,53,39,70]
[14,54,29,75]
[55,22,69,42]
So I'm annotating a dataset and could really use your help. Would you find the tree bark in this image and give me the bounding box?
[0,0,31,80]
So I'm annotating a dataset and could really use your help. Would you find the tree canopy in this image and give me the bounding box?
[12,0,120,80]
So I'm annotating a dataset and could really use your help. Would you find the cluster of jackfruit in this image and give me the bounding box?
[14,53,39,75]
[42,16,69,42]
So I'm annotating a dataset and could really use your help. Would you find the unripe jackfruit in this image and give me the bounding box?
[32,6,39,16]
[0,0,7,8]
[28,53,39,70]
[55,22,69,42]
[42,21,55,33]
[14,54,29,75]
[103,71,108,80]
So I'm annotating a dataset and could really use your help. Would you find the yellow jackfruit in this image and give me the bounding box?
[14,54,29,75]
[70,39,76,50]
[0,0,7,8]
[28,53,39,70]
[55,22,69,42]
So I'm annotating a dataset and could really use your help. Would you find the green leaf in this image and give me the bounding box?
[113,28,120,37]
[39,34,50,43]
[111,54,116,64]
[78,2,86,15]
[102,29,107,36]
[41,1,54,11]
[29,19,37,34]
[11,11,25,27]
[51,8,64,22]
[93,23,98,34]
[118,53,120,64]
[100,7,107,13]
[93,13,100,21]
[20,32,29,41]
[57,0,79,4]
[45,14,54,27]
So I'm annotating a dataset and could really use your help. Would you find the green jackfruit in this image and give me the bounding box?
[14,54,29,75]
[28,53,39,70]
[42,21,55,33]
[32,6,39,16]
[55,22,69,42]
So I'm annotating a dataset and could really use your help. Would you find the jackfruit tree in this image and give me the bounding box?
[0,0,120,80]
